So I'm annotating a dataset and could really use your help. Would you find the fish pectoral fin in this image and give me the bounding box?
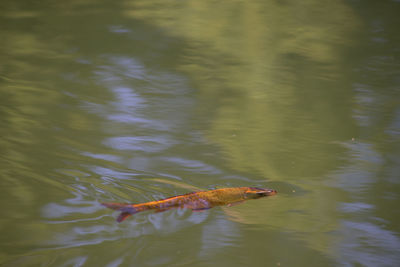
[192,208,211,212]
[227,201,245,207]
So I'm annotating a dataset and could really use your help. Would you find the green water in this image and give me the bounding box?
[1,0,399,266]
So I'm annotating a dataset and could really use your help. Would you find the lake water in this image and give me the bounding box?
[1,0,399,266]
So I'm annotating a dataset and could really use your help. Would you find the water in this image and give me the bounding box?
[1,0,399,266]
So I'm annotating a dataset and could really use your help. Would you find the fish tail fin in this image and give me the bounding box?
[101,202,142,222]
[116,211,133,223]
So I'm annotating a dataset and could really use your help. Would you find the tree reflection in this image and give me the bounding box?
[121,0,363,256]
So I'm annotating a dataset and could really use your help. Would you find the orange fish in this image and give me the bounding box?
[102,187,277,222]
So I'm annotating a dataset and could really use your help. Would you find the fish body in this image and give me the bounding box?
[102,187,277,222]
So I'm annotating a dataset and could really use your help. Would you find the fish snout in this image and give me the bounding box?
[247,187,277,197]
[256,188,277,196]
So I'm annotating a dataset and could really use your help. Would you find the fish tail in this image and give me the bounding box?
[101,202,144,222]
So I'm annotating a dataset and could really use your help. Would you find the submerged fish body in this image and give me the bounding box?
[102,187,277,222]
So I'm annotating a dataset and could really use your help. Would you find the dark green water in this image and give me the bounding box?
[1,0,399,266]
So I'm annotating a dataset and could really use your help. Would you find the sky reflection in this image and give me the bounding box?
[337,221,400,266]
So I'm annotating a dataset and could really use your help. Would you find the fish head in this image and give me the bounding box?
[244,187,277,199]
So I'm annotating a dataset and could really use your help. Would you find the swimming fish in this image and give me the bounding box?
[102,187,277,222]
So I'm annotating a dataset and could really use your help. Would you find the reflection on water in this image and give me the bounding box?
[0,0,399,266]
[338,221,400,266]
[105,135,174,152]
[43,201,210,249]
[199,214,239,258]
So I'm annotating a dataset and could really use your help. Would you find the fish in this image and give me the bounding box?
[102,187,277,222]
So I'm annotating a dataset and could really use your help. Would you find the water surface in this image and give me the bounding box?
[1,0,399,266]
